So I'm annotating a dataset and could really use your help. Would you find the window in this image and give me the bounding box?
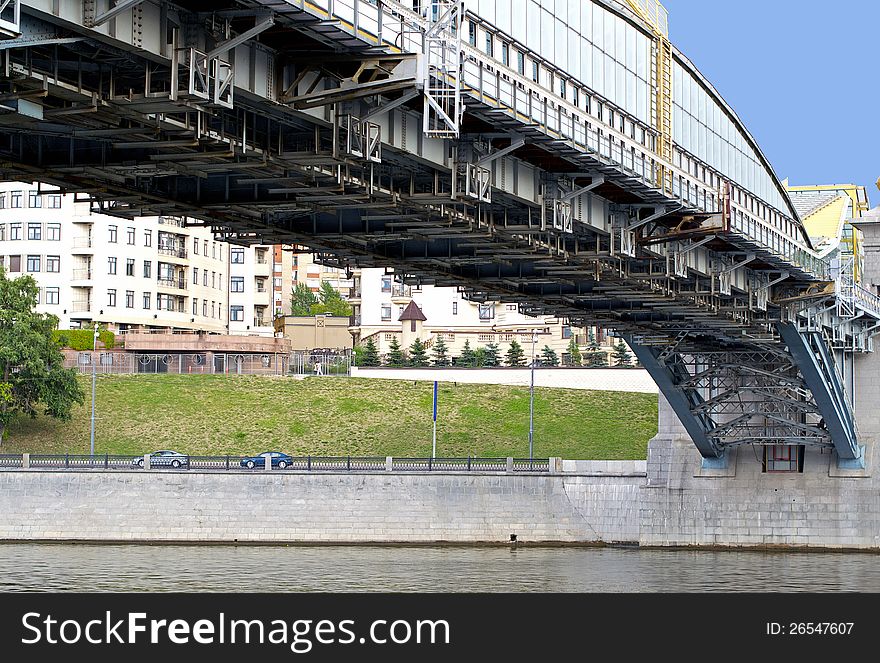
[202,271,207,286]
[202,300,208,317]
[10,191,22,208]
[478,303,495,320]
[210,301,216,318]
[46,255,60,273]
[26,255,40,272]
[107,289,116,307]
[467,20,476,46]
[501,41,509,67]
[211,271,216,288]
[193,238,199,255]
[47,194,61,209]
[0,193,5,208]
[506,304,517,311]
[452,301,458,315]
[144,229,152,247]
[381,305,392,321]
[9,223,20,240]
[108,225,117,243]
[27,223,41,240]
[8,255,20,272]
[230,305,244,321]
[28,191,41,208]
[212,243,216,259]
[107,257,117,275]
[231,276,244,293]
[532,60,539,83]
[381,276,392,292]
[231,248,245,264]
[562,326,572,339]
[47,223,61,241]
[126,258,135,276]
[193,267,199,283]
[127,227,135,245]
[125,290,134,308]
[143,260,151,279]
[560,79,566,98]
[763,445,804,473]
[485,32,493,57]
[0,224,4,241]
[45,287,60,305]
[516,50,525,75]
[192,299,198,316]
[143,292,151,309]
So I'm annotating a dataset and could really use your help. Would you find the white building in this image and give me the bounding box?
[0,182,278,336]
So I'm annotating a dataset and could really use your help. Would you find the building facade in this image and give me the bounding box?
[0,182,278,336]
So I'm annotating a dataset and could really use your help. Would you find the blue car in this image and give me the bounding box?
[240,451,294,469]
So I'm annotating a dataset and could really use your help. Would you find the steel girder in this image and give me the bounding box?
[625,336,834,460]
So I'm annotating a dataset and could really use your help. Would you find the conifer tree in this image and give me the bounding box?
[505,339,526,366]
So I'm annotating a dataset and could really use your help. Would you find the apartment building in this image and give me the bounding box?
[0,182,278,336]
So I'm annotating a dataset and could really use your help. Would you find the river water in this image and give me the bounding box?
[1,543,879,592]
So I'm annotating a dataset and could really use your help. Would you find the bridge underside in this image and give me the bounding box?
[0,3,871,463]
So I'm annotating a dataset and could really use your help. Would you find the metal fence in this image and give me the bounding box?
[65,351,351,376]
[7,454,551,473]
[66,352,291,376]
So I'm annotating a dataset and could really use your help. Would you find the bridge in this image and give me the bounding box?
[0,0,877,467]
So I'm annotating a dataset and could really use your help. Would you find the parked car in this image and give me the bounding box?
[240,451,294,469]
[131,450,189,468]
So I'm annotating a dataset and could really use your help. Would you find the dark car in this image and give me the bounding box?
[131,450,189,468]
[240,451,294,469]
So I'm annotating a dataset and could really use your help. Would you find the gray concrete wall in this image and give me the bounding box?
[0,469,644,545]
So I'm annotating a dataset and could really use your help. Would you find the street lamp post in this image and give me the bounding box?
[90,323,98,456]
[529,329,536,460]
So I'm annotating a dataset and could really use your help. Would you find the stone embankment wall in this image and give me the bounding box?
[0,465,645,545]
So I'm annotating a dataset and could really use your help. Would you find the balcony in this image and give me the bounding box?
[349,314,362,327]
[71,268,92,281]
[253,317,267,328]
[391,284,412,303]
[158,246,188,259]
[71,237,93,251]
[70,299,91,314]
[157,277,187,291]
[158,216,186,228]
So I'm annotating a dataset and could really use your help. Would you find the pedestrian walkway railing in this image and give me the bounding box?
[6,454,552,473]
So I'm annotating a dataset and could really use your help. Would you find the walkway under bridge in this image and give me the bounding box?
[0,0,877,465]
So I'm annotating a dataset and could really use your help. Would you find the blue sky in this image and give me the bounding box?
[662,0,879,205]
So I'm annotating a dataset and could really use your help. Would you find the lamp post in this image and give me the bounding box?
[90,322,98,456]
[529,329,536,460]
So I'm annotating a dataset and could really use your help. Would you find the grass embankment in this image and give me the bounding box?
[2,375,657,460]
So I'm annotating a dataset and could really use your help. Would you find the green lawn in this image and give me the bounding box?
[1,375,657,460]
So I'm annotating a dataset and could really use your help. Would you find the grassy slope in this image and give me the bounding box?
[2,375,658,460]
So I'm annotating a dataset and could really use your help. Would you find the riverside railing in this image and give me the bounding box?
[6,455,552,473]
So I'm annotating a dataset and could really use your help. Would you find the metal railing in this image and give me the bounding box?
[157,277,187,290]
[158,246,188,259]
[3,454,551,473]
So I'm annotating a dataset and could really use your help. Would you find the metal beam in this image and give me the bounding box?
[475,139,526,167]
[93,0,148,27]
[362,89,420,121]
[777,322,861,462]
[206,16,275,59]
[558,176,604,201]
[624,337,725,459]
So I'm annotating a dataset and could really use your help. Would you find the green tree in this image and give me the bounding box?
[584,330,608,367]
[408,338,429,367]
[0,268,85,443]
[612,339,633,367]
[566,337,582,366]
[361,337,380,367]
[386,336,405,367]
[540,345,559,367]
[473,347,487,368]
[458,339,476,367]
[290,282,317,316]
[505,339,526,366]
[483,342,501,367]
[310,280,352,317]
[432,336,451,366]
